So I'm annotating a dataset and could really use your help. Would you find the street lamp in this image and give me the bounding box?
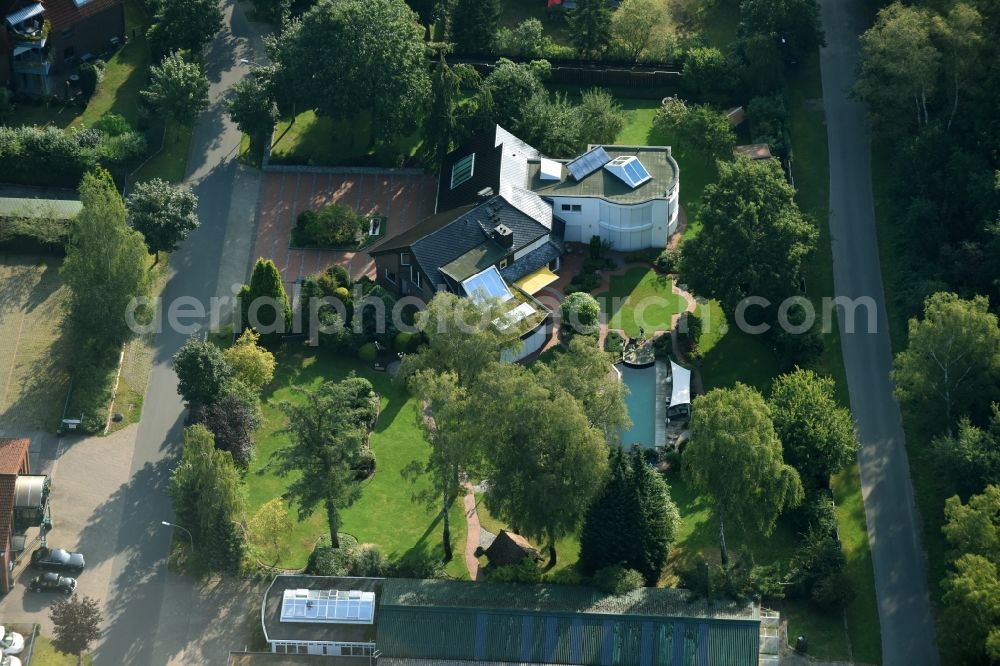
[160,520,194,552]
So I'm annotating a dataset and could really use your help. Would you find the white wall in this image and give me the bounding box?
[502,322,550,363]
[552,195,676,251]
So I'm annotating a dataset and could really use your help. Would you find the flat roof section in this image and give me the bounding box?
[262,575,383,646]
[528,146,679,205]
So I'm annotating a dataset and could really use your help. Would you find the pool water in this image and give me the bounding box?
[619,364,656,448]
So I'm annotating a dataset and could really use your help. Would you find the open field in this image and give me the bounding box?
[248,346,467,578]
[0,255,70,432]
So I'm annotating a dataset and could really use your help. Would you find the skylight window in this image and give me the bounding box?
[450,154,475,189]
[462,266,513,304]
[280,589,375,625]
[605,156,652,189]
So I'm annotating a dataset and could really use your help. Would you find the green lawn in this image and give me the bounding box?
[269,110,422,167]
[595,267,686,337]
[30,633,94,665]
[249,346,467,578]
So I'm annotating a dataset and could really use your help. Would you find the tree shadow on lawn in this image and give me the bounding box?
[698,326,782,393]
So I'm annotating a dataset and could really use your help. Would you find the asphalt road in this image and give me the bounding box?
[818,1,939,664]
[92,1,264,663]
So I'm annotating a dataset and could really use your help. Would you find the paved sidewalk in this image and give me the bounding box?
[462,484,485,582]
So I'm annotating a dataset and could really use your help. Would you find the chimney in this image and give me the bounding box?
[492,224,514,249]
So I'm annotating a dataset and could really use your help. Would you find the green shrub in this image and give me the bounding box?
[293,203,364,248]
[624,249,659,264]
[561,292,601,335]
[654,248,680,273]
[327,265,351,290]
[592,564,644,595]
[386,551,446,579]
[545,568,586,586]
[604,330,624,354]
[353,449,376,480]
[589,234,602,259]
[489,557,543,584]
[357,342,377,362]
[66,353,119,433]
[93,112,132,136]
[79,63,99,100]
[582,257,605,273]
[0,125,144,187]
[393,331,424,353]
[566,273,601,294]
[306,545,348,576]
[652,333,671,358]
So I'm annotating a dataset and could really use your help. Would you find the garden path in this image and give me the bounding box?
[461,482,485,582]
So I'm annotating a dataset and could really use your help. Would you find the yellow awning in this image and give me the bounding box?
[514,266,559,295]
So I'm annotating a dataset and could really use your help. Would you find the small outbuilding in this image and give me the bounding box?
[667,361,692,421]
[484,530,541,568]
[734,144,774,161]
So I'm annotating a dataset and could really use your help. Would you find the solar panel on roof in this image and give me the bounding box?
[566,146,611,181]
[462,266,513,304]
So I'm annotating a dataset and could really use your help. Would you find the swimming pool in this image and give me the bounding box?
[618,364,656,448]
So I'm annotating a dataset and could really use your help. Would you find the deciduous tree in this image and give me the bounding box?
[223,329,277,391]
[196,391,262,468]
[534,337,631,437]
[141,52,210,128]
[679,157,818,319]
[125,178,199,259]
[934,406,1000,498]
[147,0,223,56]
[249,497,292,565]
[739,0,824,61]
[482,59,550,133]
[173,335,232,409]
[275,378,374,548]
[267,0,431,144]
[226,69,279,152]
[893,292,1000,432]
[167,425,247,573]
[855,2,940,130]
[684,384,803,564]
[611,0,663,61]
[769,368,858,489]
[475,364,608,567]
[50,594,102,661]
[61,169,151,351]
[577,88,626,146]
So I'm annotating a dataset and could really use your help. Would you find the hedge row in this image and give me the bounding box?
[0,125,146,188]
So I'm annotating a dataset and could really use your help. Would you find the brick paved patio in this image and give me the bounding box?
[252,170,438,299]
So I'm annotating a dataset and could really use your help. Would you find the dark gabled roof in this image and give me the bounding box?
[373,196,550,291]
[436,126,541,213]
[500,240,563,284]
[484,530,539,568]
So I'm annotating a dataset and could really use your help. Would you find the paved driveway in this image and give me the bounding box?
[254,169,437,296]
[819,0,938,663]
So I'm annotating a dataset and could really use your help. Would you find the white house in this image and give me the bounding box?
[527,145,681,252]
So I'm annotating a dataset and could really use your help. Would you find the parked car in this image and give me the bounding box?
[0,626,23,655]
[28,572,76,595]
[30,547,85,573]
[1,655,21,666]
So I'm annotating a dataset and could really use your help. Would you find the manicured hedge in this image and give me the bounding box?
[0,125,146,187]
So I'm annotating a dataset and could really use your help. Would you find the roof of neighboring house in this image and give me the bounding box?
[261,575,383,646]
[0,196,81,220]
[483,530,540,568]
[372,196,552,290]
[527,146,679,204]
[42,0,120,29]
[376,579,760,665]
[734,143,774,160]
[436,125,541,213]
[0,438,29,475]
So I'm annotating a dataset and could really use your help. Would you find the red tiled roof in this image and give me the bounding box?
[0,438,28,475]
[2,0,122,31]
[0,475,15,551]
[42,0,122,30]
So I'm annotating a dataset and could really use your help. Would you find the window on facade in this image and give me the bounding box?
[274,645,286,654]
[499,258,508,269]
[560,204,581,212]
[450,154,475,189]
[548,257,561,271]
[384,268,396,284]
[400,252,410,266]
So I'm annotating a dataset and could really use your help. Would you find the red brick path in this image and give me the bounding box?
[252,170,438,298]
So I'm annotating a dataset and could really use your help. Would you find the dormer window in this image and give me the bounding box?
[450,154,475,189]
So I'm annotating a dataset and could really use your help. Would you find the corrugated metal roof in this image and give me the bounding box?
[376,606,760,666]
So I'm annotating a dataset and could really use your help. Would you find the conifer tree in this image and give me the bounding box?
[238,258,292,339]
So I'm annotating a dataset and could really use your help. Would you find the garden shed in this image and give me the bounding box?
[483,530,540,568]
